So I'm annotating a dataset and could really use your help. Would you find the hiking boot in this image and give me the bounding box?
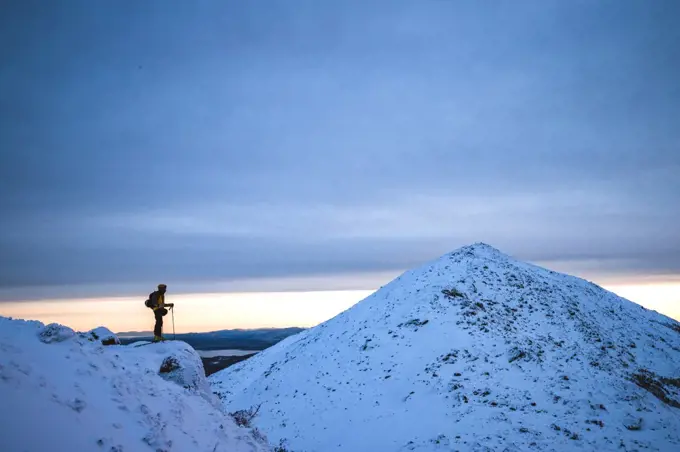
[152,335,164,342]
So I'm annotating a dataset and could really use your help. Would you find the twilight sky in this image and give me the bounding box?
[1,0,679,300]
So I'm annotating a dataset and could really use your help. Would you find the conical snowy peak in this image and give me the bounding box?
[449,241,509,258]
[210,244,680,452]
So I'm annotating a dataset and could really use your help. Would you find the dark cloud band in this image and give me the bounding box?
[1,0,678,295]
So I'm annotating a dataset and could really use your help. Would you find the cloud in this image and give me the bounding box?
[1,0,679,294]
[86,188,664,241]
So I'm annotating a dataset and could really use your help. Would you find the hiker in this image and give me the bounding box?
[148,283,174,342]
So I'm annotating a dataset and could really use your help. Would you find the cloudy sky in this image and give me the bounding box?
[1,1,679,305]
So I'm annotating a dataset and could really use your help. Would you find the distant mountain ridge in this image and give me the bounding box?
[211,243,680,451]
[117,327,305,337]
[118,327,305,351]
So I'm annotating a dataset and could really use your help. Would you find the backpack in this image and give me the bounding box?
[144,291,157,309]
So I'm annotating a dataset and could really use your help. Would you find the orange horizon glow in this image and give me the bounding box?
[0,290,375,334]
[0,281,678,334]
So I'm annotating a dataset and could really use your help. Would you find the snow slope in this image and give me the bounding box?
[0,317,270,452]
[210,243,680,452]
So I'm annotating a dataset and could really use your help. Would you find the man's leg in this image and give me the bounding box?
[154,309,163,340]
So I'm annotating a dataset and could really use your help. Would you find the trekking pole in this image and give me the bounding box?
[172,305,176,340]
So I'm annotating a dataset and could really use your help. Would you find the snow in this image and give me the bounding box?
[0,317,270,452]
[88,326,122,345]
[211,243,680,452]
[37,322,76,343]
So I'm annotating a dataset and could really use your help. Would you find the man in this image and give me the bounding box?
[149,283,174,342]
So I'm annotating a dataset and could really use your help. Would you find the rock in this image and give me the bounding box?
[160,356,181,374]
[84,327,120,346]
[38,323,76,344]
[624,416,643,431]
[158,347,212,402]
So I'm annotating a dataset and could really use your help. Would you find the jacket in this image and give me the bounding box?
[150,291,166,311]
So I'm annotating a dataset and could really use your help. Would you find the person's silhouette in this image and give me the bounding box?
[149,284,173,341]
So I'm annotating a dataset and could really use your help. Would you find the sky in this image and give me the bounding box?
[1,1,679,331]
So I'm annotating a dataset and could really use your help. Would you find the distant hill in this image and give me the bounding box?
[117,327,305,351]
[117,330,153,337]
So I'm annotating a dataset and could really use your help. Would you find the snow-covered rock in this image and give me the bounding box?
[86,326,121,345]
[37,322,76,343]
[0,317,271,452]
[157,345,214,402]
[210,243,680,452]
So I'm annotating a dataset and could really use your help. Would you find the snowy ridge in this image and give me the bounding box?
[0,317,270,452]
[211,243,680,452]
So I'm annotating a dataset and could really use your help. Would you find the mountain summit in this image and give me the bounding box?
[211,243,680,452]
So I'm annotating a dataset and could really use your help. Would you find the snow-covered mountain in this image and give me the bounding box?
[0,317,271,452]
[210,243,680,452]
